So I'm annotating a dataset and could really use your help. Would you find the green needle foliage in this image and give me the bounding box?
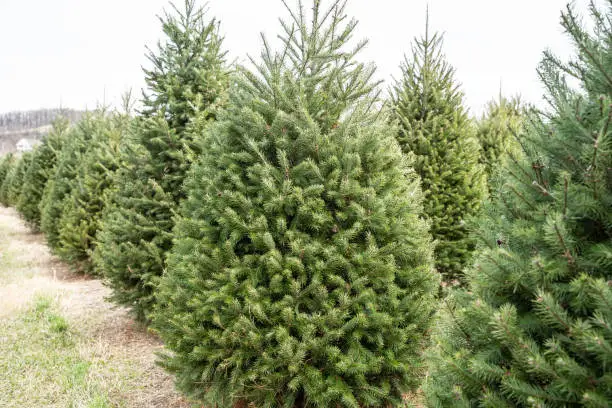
[56,111,130,273]
[7,151,34,207]
[40,111,105,252]
[0,153,14,185]
[17,118,70,229]
[424,3,612,406]
[94,0,229,321]
[153,1,438,407]
[0,153,15,206]
[0,165,16,206]
[391,16,486,282]
[476,94,524,185]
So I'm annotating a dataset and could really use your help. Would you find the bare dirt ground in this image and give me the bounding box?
[0,206,192,407]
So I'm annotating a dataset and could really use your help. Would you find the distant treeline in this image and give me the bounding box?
[0,108,85,155]
[0,108,84,133]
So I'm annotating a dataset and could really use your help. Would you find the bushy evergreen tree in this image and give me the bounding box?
[424,3,612,406]
[7,151,34,207]
[17,118,70,228]
[476,94,523,183]
[153,1,439,407]
[0,153,15,205]
[0,153,15,198]
[94,0,229,320]
[40,111,104,252]
[55,111,130,272]
[0,154,12,183]
[391,16,486,281]
[0,165,16,206]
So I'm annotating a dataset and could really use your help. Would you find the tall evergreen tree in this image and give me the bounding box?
[94,0,229,320]
[476,94,523,184]
[40,111,104,252]
[424,3,612,406]
[391,16,486,281]
[153,1,439,407]
[7,151,34,207]
[0,153,15,206]
[56,111,130,272]
[17,118,70,228]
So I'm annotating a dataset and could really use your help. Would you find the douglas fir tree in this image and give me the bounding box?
[391,16,486,281]
[94,0,229,320]
[18,118,70,228]
[424,2,612,406]
[153,1,439,407]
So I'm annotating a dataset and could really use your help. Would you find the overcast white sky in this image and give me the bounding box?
[0,0,594,116]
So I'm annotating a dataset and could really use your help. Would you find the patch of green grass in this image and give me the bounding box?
[48,313,70,333]
[0,295,115,407]
[86,394,112,408]
[32,294,52,313]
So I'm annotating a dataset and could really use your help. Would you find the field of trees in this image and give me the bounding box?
[0,0,610,407]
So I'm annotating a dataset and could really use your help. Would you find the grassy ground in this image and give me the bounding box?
[1,294,121,407]
[0,206,191,408]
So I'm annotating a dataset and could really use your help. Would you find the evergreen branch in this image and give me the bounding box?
[493,308,525,353]
[506,151,533,183]
[590,279,612,312]
[552,222,575,266]
[485,253,531,294]
[563,175,568,217]
[500,193,521,220]
[536,293,571,332]
[531,180,550,197]
[589,104,611,199]
[443,296,472,345]
[531,160,547,191]
[561,5,612,89]
[508,185,537,212]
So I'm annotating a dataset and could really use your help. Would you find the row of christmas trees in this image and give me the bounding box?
[0,0,610,406]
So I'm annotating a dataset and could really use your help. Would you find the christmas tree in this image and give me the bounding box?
[424,3,612,406]
[0,154,13,184]
[391,15,486,282]
[7,151,34,207]
[55,111,130,272]
[0,164,16,207]
[476,94,523,185]
[0,153,15,197]
[17,118,70,228]
[40,111,104,252]
[153,1,438,406]
[94,0,229,320]
[0,153,15,205]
